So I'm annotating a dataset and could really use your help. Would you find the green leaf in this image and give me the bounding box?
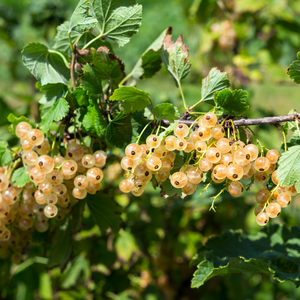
[214,88,249,115]
[86,192,122,233]
[110,86,150,114]
[201,68,230,104]
[161,34,191,86]
[71,88,89,107]
[133,27,172,79]
[277,146,300,191]
[11,167,31,188]
[159,122,177,141]
[0,150,13,167]
[131,111,152,144]
[48,218,72,269]
[69,0,98,34]
[41,98,69,133]
[80,63,102,100]
[191,225,300,288]
[115,230,138,262]
[106,111,132,148]
[81,100,107,137]
[288,51,300,84]
[22,43,70,86]
[153,103,180,122]
[92,0,142,47]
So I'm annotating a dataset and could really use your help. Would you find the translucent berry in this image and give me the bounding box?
[276,193,291,208]
[256,189,271,204]
[74,175,89,189]
[266,201,281,218]
[228,181,244,197]
[22,150,38,166]
[15,122,32,139]
[242,163,251,175]
[27,129,44,146]
[234,148,251,166]
[220,153,234,167]
[285,185,297,196]
[54,155,64,167]
[231,141,245,154]
[146,135,161,149]
[254,205,264,216]
[53,184,67,196]
[184,138,195,153]
[165,151,176,162]
[57,194,70,206]
[29,167,46,184]
[45,194,58,205]
[174,138,187,151]
[227,163,243,181]
[212,164,228,180]
[66,143,84,161]
[189,131,201,143]
[140,144,149,159]
[44,205,58,218]
[21,138,34,151]
[197,126,211,141]
[154,145,168,158]
[0,174,9,191]
[256,212,269,226]
[119,179,132,193]
[81,154,96,168]
[182,182,197,195]
[155,170,170,182]
[254,172,268,184]
[244,144,259,161]
[36,141,50,155]
[36,155,54,174]
[211,175,225,184]
[18,218,33,231]
[206,147,221,164]
[195,141,207,153]
[202,112,217,127]
[86,167,103,184]
[254,157,270,172]
[125,143,142,160]
[216,138,231,153]
[146,155,162,172]
[47,170,63,185]
[77,160,86,173]
[35,221,49,233]
[266,149,280,164]
[34,190,46,205]
[174,123,189,138]
[0,202,9,218]
[132,186,144,197]
[170,172,188,188]
[94,150,107,168]
[38,180,53,195]
[160,157,174,172]
[62,160,78,176]
[121,156,138,171]
[211,125,225,139]
[199,158,213,172]
[72,188,87,200]
[242,162,256,179]
[186,167,203,184]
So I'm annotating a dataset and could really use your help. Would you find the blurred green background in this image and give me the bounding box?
[1,0,300,299]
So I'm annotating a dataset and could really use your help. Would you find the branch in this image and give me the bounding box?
[159,113,300,128]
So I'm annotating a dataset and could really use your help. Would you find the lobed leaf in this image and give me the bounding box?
[153,103,180,122]
[11,167,31,188]
[86,192,122,233]
[161,34,191,86]
[91,0,142,47]
[41,98,70,133]
[110,86,151,114]
[191,225,300,288]
[277,145,300,191]
[288,51,300,84]
[214,88,249,115]
[201,68,230,105]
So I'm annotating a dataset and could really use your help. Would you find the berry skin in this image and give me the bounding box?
[35,221,49,233]
[27,129,44,146]
[276,193,291,207]
[254,205,264,216]
[170,172,188,188]
[53,184,67,196]
[285,185,297,196]
[164,135,177,151]
[220,153,234,167]
[72,188,87,200]
[74,175,89,189]
[202,112,217,127]
[244,144,259,161]
[160,157,174,172]
[165,151,176,162]
[155,170,170,182]
[62,160,78,176]
[211,175,225,184]
[197,126,211,141]
[125,143,142,160]
[18,218,34,231]
[121,156,138,171]
[45,194,58,205]
[266,163,276,175]
[38,180,53,195]
[53,155,65,167]
[66,143,84,161]
[119,179,132,193]
[132,186,144,197]
[47,170,63,185]
[189,131,201,143]
[36,141,50,155]
[182,182,197,195]
[266,149,280,164]
[266,201,281,218]
[256,189,271,204]
[211,125,225,139]
[36,155,54,174]
[81,154,96,168]
[184,138,195,153]
[146,155,162,172]
[154,145,168,158]
[29,167,46,184]
[34,190,46,205]
[228,181,244,197]
[234,148,251,166]
[44,205,58,218]
[0,202,9,218]
[22,151,38,166]
[231,141,245,154]
[199,158,213,172]
[212,164,228,180]
[140,144,149,159]
[86,168,103,184]
[0,174,9,191]
[227,163,243,181]
[146,135,161,149]
[195,141,207,152]
[15,122,32,139]
[186,167,203,184]
[174,123,189,138]
[256,212,269,226]
[216,138,231,153]
[254,157,270,172]
[94,150,107,168]
[206,147,221,164]
[174,138,187,151]
[254,172,268,184]
[21,139,34,151]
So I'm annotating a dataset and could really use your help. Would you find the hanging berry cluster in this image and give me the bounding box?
[0,121,107,260]
[118,112,293,226]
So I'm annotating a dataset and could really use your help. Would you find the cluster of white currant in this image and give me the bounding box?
[118,112,288,226]
[0,122,107,259]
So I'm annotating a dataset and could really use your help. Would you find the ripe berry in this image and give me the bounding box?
[121,156,138,171]
[125,143,142,160]
[211,125,225,139]
[174,138,187,151]
[174,123,189,138]
[220,153,234,167]
[146,135,161,148]
[0,202,9,218]
[62,160,78,176]
[18,218,33,231]
[199,158,213,172]
[160,157,174,172]
[66,143,84,161]
[254,205,264,216]
[36,141,50,155]
[86,167,103,184]
[54,155,65,167]
[72,188,87,200]
[197,126,211,141]
[170,172,188,188]
[36,155,54,174]
[186,167,203,184]
[165,151,176,162]
[22,151,38,166]
[53,184,67,196]
[256,212,269,226]
[38,180,53,195]
[256,189,271,204]
[266,149,280,164]
[202,112,217,127]
[285,185,297,196]
[195,141,207,152]
[119,179,132,193]
[15,122,32,139]
[254,172,268,184]
[234,148,251,166]
[0,174,9,191]
[216,138,231,153]
[29,167,46,184]
[45,194,58,205]
[146,155,162,172]
[206,147,221,164]
[189,131,201,143]
[227,163,243,181]
[228,181,244,197]
[44,205,58,218]
[244,144,259,161]
[35,221,49,233]
[34,190,46,205]
[21,139,34,151]
[276,193,291,207]
[266,201,281,218]
[93,150,107,168]
[254,157,270,172]
[154,145,168,158]
[74,175,89,189]
[212,164,228,180]
[81,154,96,168]
[27,129,44,146]
[182,182,197,195]
[132,186,144,197]
[184,138,195,153]
[47,170,63,185]
[155,170,170,182]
